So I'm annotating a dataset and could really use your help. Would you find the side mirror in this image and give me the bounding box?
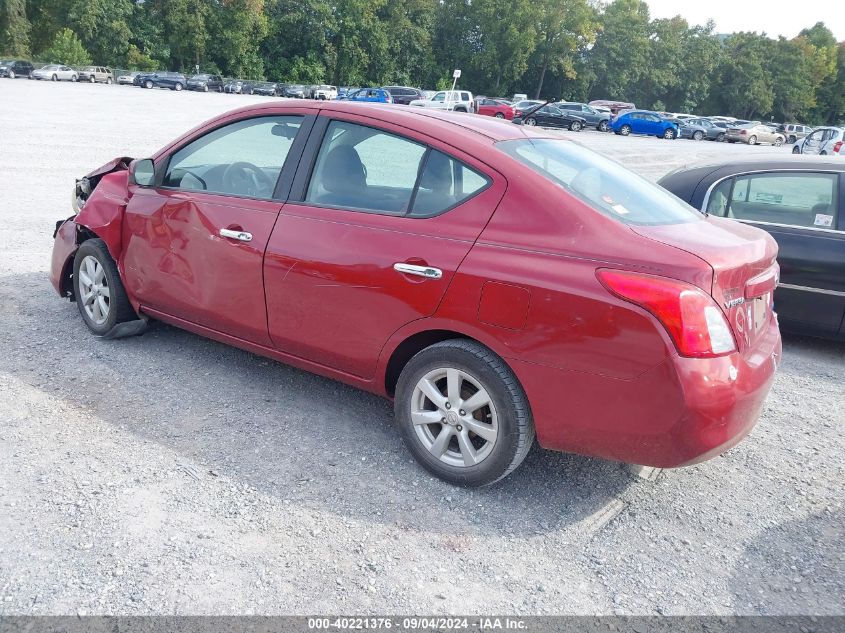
[129,158,155,187]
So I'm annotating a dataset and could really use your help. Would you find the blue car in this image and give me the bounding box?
[610,110,678,139]
[338,87,393,104]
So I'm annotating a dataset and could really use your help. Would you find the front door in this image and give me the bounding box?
[264,115,506,378]
[122,113,313,345]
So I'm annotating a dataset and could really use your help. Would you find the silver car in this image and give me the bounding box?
[792,127,844,156]
[116,71,140,85]
[725,122,786,146]
[31,64,78,82]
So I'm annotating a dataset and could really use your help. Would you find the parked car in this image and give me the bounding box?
[660,159,845,340]
[474,97,514,120]
[250,82,280,96]
[676,119,709,141]
[610,110,679,139]
[556,102,611,132]
[116,71,140,85]
[78,66,112,84]
[383,86,425,105]
[512,100,543,117]
[409,90,474,112]
[312,85,338,100]
[338,87,393,103]
[679,118,727,143]
[512,92,528,102]
[792,127,844,155]
[0,59,34,78]
[223,79,246,94]
[589,99,636,114]
[280,84,307,98]
[50,101,780,486]
[778,124,814,144]
[138,72,187,91]
[514,104,586,131]
[31,64,77,82]
[725,123,785,146]
[187,74,224,92]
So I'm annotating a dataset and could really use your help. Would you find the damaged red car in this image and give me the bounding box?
[51,101,782,486]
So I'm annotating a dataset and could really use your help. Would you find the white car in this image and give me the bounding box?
[31,64,78,82]
[116,71,140,85]
[409,90,474,113]
[312,85,338,100]
[792,127,844,156]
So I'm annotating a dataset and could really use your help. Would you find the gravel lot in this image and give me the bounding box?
[0,80,843,616]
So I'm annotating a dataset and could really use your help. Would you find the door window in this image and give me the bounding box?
[409,150,490,217]
[164,115,303,199]
[432,92,445,102]
[726,172,837,228]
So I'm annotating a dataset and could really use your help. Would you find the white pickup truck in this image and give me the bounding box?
[409,90,475,113]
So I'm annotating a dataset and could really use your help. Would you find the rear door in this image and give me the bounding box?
[263,114,506,378]
[705,170,845,335]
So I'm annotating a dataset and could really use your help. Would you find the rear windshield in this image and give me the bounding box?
[497,139,702,226]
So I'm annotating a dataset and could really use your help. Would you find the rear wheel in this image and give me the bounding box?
[144,80,153,89]
[774,137,784,147]
[619,124,631,136]
[174,82,183,91]
[72,239,137,337]
[494,112,504,119]
[106,77,112,84]
[598,120,609,132]
[717,132,726,142]
[569,120,583,132]
[52,74,58,81]
[748,135,757,145]
[792,145,801,154]
[89,75,95,83]
[789,135,797,144]
[820,150,828,155]
[203,84,209,92]
[692,130,704,141]
[395,340,534,487]
[8,70,14,78]
[524,117,536,126]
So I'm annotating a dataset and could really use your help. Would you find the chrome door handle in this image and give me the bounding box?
[219,228,253,242]
[393,263,443,279]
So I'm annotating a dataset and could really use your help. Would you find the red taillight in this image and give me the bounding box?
[596,269,737,358]
[833,141,842,154]
[739,130,747,135]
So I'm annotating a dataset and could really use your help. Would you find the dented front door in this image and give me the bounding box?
[122,188,280,345]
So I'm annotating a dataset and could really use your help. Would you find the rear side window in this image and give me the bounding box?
[497,138,702,226]
[409,150,489,217]
[721,173,838,228]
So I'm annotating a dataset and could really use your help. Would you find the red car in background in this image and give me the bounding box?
[51,101,781,487]
[475,97,515,120]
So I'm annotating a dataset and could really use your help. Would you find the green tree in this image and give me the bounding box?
[1,0,32,56]
[587,0,651,101]
[67,0,133,65]
[531,0,596,98]
[709,32,773,119]
[41,27,91,65]
[216,0,269,79]
[470,0,538,95]
[147,0,211,71]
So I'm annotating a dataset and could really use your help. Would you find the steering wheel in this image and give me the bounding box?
[222,162,274,197]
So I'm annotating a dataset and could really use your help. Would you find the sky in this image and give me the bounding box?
[644,0,845,41]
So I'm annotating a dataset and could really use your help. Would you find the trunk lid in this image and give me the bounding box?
[631,216,779,352]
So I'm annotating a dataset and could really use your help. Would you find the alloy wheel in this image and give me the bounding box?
[77,255,110,326]
[410,367,499,468]
[525,118,536,126]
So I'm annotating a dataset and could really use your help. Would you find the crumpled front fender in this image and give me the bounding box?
[74,157,133,262]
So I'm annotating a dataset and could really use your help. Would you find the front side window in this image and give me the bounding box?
[497,138,702,226]
[164,115,302,199]
[432,92,445,102]
[727,172,837,228]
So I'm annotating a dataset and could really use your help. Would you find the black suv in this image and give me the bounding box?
[187,74,224,92]
[383,86,425,105]
[0,59,34,78]
[136,71,187,90]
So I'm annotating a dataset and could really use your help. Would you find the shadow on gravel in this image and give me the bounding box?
[730,509,845,614]
[780,332,845,359]
[2,273,636,538]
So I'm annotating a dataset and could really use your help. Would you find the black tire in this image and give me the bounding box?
[619,124,631,136]
[72,239,137,336]
[89,75,95,83]
[524,117,536,126]
[106,77,112,84]
[394,339,535,487]
[144,80,153,89]
[717,132,726,142]
[792,145,801,154]
[569,120,583,131]
[693,130,704,141]
[494,112,504,119]
[774,136,784,147]
[820,150,827,155]
[748,135,757,145]
[8,71,15,79]
[52,74,58,81]
[789,135,797,144]
[663,128,676,140]
[598,120,609,132]
[203,84,209,92]
[174,82,183,91]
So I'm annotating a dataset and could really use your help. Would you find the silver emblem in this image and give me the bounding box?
[725,297,745,309]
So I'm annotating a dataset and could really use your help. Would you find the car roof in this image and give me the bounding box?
[659,156,845,191]
[219,100,556,143]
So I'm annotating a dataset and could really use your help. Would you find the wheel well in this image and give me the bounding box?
[384,330,472,396]
[60,225,100,298]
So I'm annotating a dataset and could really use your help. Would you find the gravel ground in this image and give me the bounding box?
[0,80,843,616]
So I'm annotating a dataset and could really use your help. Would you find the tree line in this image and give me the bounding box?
[2,0,843,124]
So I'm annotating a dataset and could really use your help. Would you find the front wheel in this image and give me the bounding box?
[8,71,14,78]
[663,128,676,140]
[144,80,153,89]
[619,124,631,136]
[748,135,757,145]
[106,77,112,84]
[717,132,726,142]
[174,83,183,91]
[72,239,137,336]
[395,340,535,487]
[773,137,784,147]
[569,120,583,132]
[789,135,797,144]
[598,120,609,132]
[693,131,704,141]
[89,75,95,83]
[820,150,827,156]
[494,112,504,119]
[792,145,801,154]
[52,74,58,81]
[524,117,536,126]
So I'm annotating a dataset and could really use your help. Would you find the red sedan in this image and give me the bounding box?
[51,101,781,486]
[475,97,515,120]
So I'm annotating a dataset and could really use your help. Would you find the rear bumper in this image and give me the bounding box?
[513,318,781,468]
